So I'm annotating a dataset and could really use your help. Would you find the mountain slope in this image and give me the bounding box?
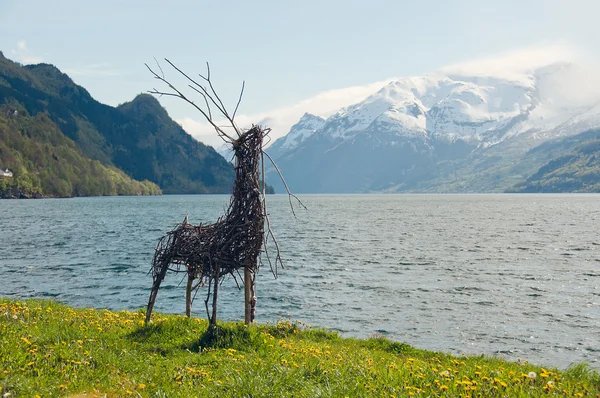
[267,113,325,160]
[114,94,234,194]
[266,63,600,193]
[509,130,600,192]
[0,52,234,194]
[0,106,161,198]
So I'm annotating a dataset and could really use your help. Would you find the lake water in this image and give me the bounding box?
[1,194,599,369]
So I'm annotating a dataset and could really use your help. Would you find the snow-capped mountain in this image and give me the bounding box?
[266,63,600,193]
[267,113,325,158]
[548,101,600,138]
[307,63,592,146]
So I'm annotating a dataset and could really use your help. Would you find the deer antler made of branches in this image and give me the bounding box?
[145,58,244,143]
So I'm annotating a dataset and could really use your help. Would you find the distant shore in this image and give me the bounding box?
[0,191,162,199]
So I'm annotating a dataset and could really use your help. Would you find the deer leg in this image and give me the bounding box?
[185,271,193,318]
[145,259,170,324]
[250,292,257,323]
[244,266,252,324]
[244,266,257,324]
[210,264,220,327]
[250,268,257,323]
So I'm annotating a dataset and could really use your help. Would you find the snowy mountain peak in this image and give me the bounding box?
[267,113,325,155]
[266,61,600,194]
[298,112,325,124]
[293,62,600,146]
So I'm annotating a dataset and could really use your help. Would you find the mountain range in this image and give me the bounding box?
[0,51,234,198]
[3,50,600,197]
[266,63,600,193]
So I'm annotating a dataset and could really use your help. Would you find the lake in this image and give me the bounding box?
[0,194,598,369]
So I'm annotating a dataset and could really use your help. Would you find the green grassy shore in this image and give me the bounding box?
[1,299,598,397]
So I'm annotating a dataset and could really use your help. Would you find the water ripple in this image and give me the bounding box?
[1,194,599,370]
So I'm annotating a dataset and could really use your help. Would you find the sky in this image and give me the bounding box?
[1,0,600,149]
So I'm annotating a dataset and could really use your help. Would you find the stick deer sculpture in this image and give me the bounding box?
[144,60,302,326]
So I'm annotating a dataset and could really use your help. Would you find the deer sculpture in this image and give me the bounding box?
[143,60,298,327]
[145,125,268,326]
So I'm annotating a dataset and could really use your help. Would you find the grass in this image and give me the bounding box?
[1,299,598,397]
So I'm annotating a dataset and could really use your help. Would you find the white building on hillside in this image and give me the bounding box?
[1,168,13,178]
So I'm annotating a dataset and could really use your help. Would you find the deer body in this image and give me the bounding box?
[145,126,266,325]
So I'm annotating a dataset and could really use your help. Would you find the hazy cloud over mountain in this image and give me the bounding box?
[180,43,600,150]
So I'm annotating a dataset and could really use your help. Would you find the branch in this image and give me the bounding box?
[153,57,165,79]
[198,62,237,133]
[188,85,213,120]
[163,59,242,138]
[263,203,284,278]
[262,150,307,217]
[260,150,278,277]
[232,81,245,121]
[145,62,237,142]
[163,59,228,118]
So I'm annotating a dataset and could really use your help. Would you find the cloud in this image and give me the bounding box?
[178,78,395,149]
[63,63,121,77]
[438,42,581,78]
[11,40,43,64]
[440,42,600,107]
[179,42,595,150]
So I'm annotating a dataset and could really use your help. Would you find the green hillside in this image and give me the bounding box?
[509,131,600,193]
[0,51,234,195]
[0,106,161,198]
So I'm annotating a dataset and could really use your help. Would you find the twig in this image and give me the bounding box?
[232,81,245,120]
[262,150,307,217]
[145,63,236,142]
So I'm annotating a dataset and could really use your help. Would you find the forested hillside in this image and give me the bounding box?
[509,132,600,193]
[0,107,161,198]
[0,51,234,195]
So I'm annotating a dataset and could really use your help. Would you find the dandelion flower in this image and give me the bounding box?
[528,371,537,379]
